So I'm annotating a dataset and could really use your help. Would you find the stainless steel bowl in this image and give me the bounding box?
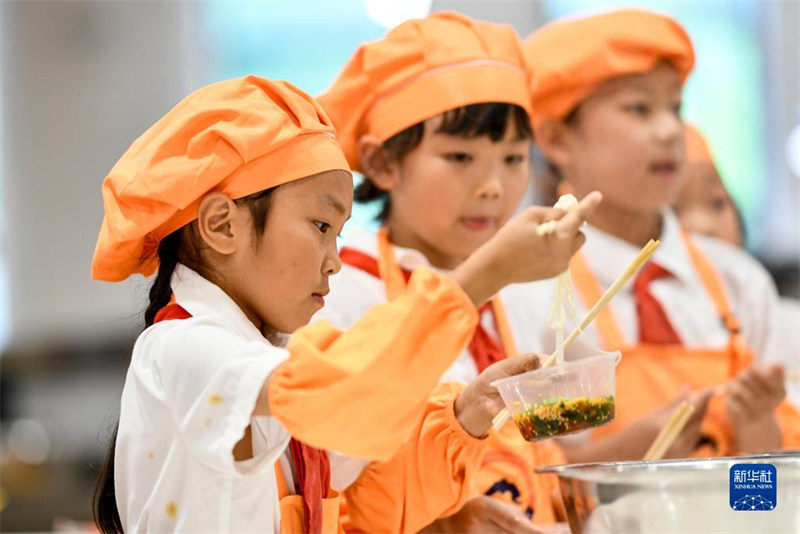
[537,453,800,533]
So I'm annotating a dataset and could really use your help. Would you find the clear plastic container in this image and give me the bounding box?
[491,352,620,442]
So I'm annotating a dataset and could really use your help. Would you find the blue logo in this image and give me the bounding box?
[730,463,777,511]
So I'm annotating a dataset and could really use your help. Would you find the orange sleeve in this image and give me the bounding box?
[776,398,800,449]
[343,383,487,534]
[696,396,800,457]
[268,268,479,461]
[695,395,733,457]
[472,424,566,524]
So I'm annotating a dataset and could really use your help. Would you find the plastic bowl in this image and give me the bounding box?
[491,352,620,441]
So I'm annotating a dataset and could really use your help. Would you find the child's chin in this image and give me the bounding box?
[276,314,312,334]
[461,232,495,252]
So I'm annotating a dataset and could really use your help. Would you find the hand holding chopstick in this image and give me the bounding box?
[541,239,661,369]
[643,388,713,461]
[492,239,662,431]
[643,401,695,461]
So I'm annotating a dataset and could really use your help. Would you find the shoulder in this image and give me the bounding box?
[134,315,285,373]
[136,315,246,353]
[690,233,777,297]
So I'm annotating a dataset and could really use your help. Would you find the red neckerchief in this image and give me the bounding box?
[339,247,506,372]
[154,302,330,534]
[633,261,683,345]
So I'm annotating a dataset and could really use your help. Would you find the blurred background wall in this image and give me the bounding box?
[0,0,797,530]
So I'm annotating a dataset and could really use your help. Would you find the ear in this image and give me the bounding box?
[196,192,244,256]
[536,118,576,173]
[357,134,401,191]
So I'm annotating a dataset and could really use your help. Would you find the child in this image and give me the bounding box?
[91,75,599,532]
[675,123,744,247]
[316,12,587,530]
[521,8,799,458]
[675,123,800,411]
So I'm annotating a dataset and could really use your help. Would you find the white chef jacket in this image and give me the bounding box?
[115,264,292,532]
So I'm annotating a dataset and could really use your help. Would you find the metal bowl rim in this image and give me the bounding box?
[536,451,800,479]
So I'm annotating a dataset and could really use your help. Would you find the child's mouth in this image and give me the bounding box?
[312,289,329,307]
[650,160,678,180]
[460,216,494,231]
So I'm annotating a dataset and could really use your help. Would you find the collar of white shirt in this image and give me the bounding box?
[170,263,269,344]
[581,208,699,289]
[344,225,435,272]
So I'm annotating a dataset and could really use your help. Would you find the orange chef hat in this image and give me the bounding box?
[523,9,695,133]
[317,11,532,171]
[685,122,715,164]
[92,75,350,282]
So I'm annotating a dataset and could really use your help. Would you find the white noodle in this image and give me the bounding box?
[541,194,580,365]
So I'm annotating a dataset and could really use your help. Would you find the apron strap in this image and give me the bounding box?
[491,297,519,358]
[681,231,753,372]
[356,226,517,359]
[377,226,408,301]
[569,251,628,349]
[682,230,738,332]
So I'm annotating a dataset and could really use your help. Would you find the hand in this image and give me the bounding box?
[452,192,602,306]
[454,353,541,438]
[725,365,785,453]
[418,496,542,534]
[483,191,602,283]
[658,388,713,459]
[563,388,713,463]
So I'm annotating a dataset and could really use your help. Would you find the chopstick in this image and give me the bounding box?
[491,239,661,431]
[541,239,660,368]
[643,401,696,461]
[642,368,797,460]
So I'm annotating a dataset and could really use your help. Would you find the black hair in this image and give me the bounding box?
[93,187,276,532]
[536,106,581,206]
[355,103,533,222]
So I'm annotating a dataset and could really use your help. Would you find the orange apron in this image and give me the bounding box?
[275,461,344,534]
[571,231,800,455]
[343,227,563,523]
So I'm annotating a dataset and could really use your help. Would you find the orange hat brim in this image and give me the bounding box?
[367,61,532,144]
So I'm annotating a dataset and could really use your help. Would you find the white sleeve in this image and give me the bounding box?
[745,269,781,363]
[694,235,781,362]
[328,451,370,492]
[152,318,290,474]
[724,247,781,362]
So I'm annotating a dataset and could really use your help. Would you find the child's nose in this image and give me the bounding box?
[476,171,503,199]
[655,110,683,145]
[323,246,342,275]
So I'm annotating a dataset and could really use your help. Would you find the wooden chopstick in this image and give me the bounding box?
[643,401,695,461]
[492,239,661,431]
[643,401,687,460]
[492,239,661,430]
[542,239,660,369]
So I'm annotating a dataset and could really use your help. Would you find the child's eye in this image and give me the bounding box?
[625,103,650,116]
[505,154,526,165]
[314,221,331,233]
[444,152,473,163]
[673,101,683,116]
[710,197,728,211]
